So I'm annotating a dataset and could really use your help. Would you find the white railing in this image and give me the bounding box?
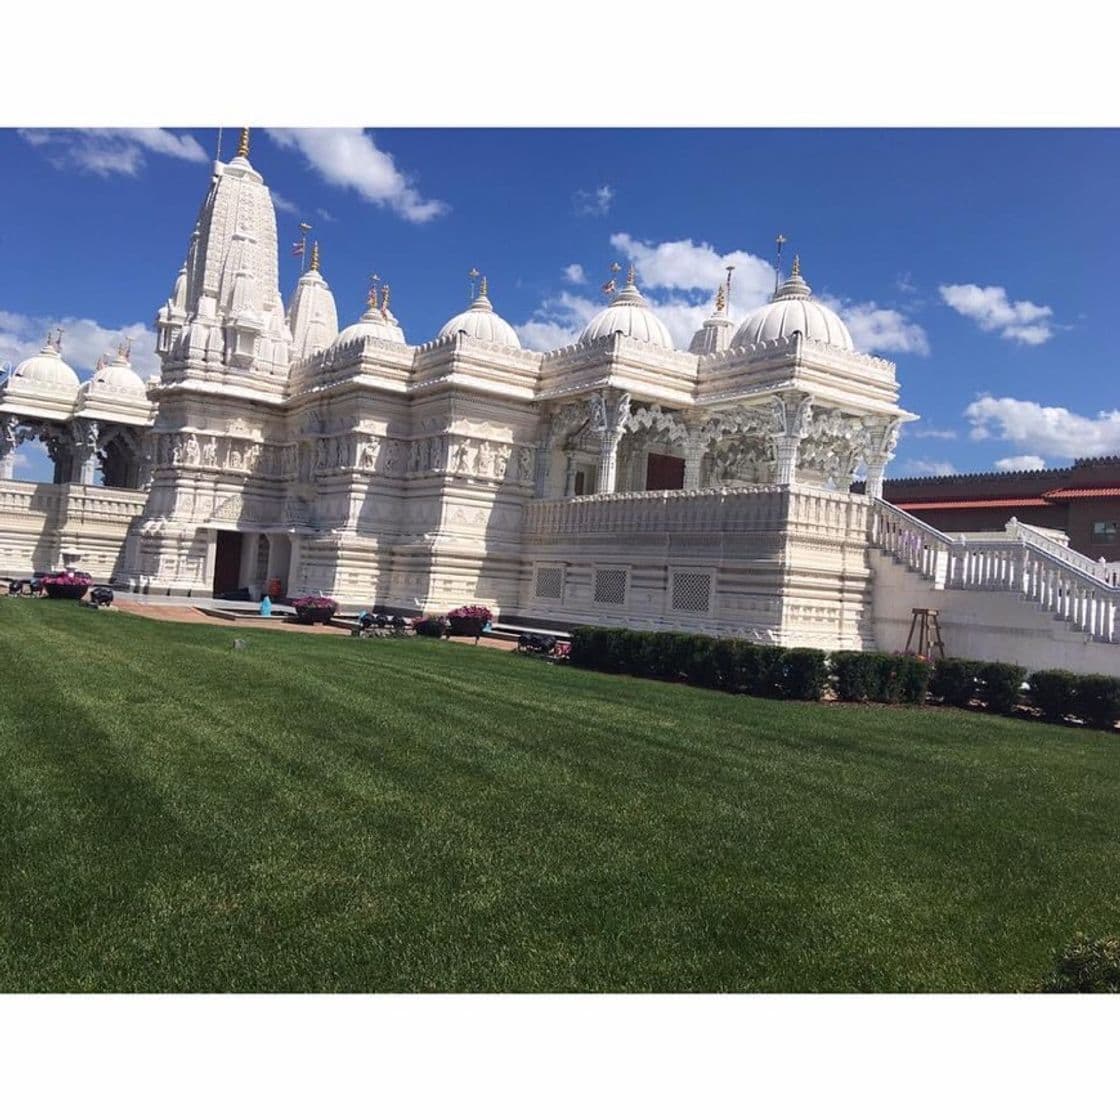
[872,498,1120,644]
[525,484,871,544]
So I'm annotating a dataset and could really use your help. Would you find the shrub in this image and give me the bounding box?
[979,661,1027,715]
[929,658,981,708]
[1073,675,1120,730]
[412,615,447,638]
[777,648,829,701]
[831,652,931,704]
[682,634,720,688]
[1027,669,1078,721]
[733,643,785,698]
[1039,933,1120,993]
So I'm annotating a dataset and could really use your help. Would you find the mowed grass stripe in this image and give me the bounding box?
[1,598,1118,991]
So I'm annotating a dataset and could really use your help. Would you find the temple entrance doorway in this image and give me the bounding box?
[212,531,243,596]
[645,453,685,491]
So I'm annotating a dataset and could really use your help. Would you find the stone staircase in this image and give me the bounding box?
[869,498,1120,648]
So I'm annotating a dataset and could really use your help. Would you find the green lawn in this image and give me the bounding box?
[1,598,1118,992]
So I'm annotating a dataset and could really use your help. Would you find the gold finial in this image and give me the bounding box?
[53,327,64,349]
[626,263,636,286]
[479,275,488,299]
[791,254,801,278]
[714,284,726,314]
[236,128,250,159]
[309,241,320,272]
[368,274,380,309]
[381,284,391,316]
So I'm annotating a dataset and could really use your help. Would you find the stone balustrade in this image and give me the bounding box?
[871,497,1120,643]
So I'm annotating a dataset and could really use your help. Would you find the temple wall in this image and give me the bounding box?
[0,481,144,580]
[515,485,875,649]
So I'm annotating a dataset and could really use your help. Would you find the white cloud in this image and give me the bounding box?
[940,283,1054,345]
[822,298,930,356]
[0,309,159,380]
[517,233,927,356]
[271,190,300,216]
[316,208,336,223]
[994,455,1047,472]
[573,185,614,217]
[965,395,1120,459]
[19,128,207,177]
[908,427,958,440]
[266,128,446,224]
[564,264,587,284]
[900,458,958,477]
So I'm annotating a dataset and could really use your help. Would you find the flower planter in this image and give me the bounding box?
[447,617,484,639]
[44,583,89,600]
[295,605,336,625]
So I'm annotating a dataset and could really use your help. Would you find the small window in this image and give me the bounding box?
[1091,521,1118,543]
[593,568,628,605]
[574,470,587,496]
[671,571,713,613]
[534,565,564,601]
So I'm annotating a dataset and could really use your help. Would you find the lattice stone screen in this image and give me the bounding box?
[593,567,628,605]
[534,565,564,601]
[671,570,712,613]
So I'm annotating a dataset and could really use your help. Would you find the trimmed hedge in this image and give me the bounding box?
[567,625,1119,731]
[1073,675,1120,730]
[979,661,1027,715]
[832,651,932,704]
[568,628,826,700]
[1027,670,1079,721]
[929,658,981,708]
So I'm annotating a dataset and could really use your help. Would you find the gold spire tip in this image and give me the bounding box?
[715,284,726,313]
[381,284,391,314]
[236,128,250,159]
[479,275,488,298]
[309,241,320,272]
[626,263,636,285]
[791,254,801,277]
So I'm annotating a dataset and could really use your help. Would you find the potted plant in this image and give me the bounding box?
[412,615,448,638]
[292,594,338,624]
[447,604,493,639]
[41,572,92,600]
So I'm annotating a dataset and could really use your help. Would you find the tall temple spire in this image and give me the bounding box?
[236,128,250,160]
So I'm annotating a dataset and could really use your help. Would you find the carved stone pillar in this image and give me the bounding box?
[69,419,99,485]
[681,410,709,491]
[560,452,578,497]
[0,415,21,481]
[769,391,813,487]
[862,419,901,500]
[590,389,631,495]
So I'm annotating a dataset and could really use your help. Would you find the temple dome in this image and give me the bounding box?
[731,257,853,351]
[88,352,146,395]
[11,340,80,393]
[579,273,673,349]
[437,282,520,348]
[336,281,406,347]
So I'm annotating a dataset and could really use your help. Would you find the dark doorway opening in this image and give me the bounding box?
[212,531,243,596]
[645,453,685,491]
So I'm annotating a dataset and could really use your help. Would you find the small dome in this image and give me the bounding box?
[88,352,146,395]
[579,273,673,349]
[12,339,80,392]
[731,257,853,351]
[437,281,520,348]
[336,304,406,347]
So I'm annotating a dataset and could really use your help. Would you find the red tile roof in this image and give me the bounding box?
[896,498,1051,511]
[1043,487,1120,500]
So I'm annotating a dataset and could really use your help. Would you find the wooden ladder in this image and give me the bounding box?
[904,607,946,660]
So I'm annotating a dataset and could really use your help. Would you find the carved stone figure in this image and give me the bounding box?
[184,433,200,466]
[203,437,217,467]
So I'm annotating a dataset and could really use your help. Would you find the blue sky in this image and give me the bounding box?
[2,127,1118,482]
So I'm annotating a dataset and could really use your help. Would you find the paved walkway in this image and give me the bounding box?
[111,599,513,649]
